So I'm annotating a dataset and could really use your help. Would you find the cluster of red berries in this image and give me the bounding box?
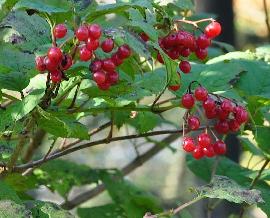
[181,83,248,159]
[35,23,131,90]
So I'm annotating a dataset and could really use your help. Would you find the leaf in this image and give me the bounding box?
[33,160,100,197]
[0,0,19,22]
[29,201,75,218]
[14,0,72,13]
[78,204,127,218]
[161,0,194,11]
[238,133,264,156]
[198,175,264,204]
[255,44,270,63]
[0,200,31,218]
[36,107,89,140]
[0,71,29,92]
[4,173,36,193]
[0,181,22,204]
[254,127,270,157]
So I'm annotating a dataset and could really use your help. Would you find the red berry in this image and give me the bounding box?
[90,60,102,72]
[35,56,46,72]
[167,49,180,60]
[168,85,180,91]
[79,46,92,61]
[198,133,211,147]
[75,25,89,41]
[221,100,233,112]
[204,108,217,119]
[196,34,211,49]
[61,54,72,70]
[117,44,131,59]
[179,60,191,74]
[86,37,99,51]
[203,97,216,111]
[98,82,110,90]
[47,47,63,64]
[194,87,208,101]
[205,21,222,39]
[44,56,58,71]
[93,71,106,84]
[101,38,114,53]
[188,116,200,130]
[50,70,62,83]
[53,24,67,39]
[166,33,178,47]
[214,120,229,134]
[228,119,240,132]
[182,137,196,152]
[234,106,248,124]
[140,32,149,42]
[216,107,229,120]
[107,71,119,85]
[157,52,164,64]
[88,24,102,39]
[111,53,124,66]
[213,140,226,155]
[102,59,116,72]
[195,48,208,60]
[180,48,190,57]
[192,147,204,159]
[203,146,215,158]
[181,93,195,109]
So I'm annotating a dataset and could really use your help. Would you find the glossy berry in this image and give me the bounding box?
[79,46,92,61]
[196,34,211,49]
[216,107,229,120]
[234,106,248,124]
[117,44,131,59]
[93,71,106,84]
[75,25,89,41]
[205,21,222,39]
[179,60,191,74]
[35,56,46,72]
[203,146,215,158]
[102,59,116,72]
[180,48,190,57]
[53,24,67,39]
[221,100,233,112]
[101,38,114,53]
[192,147,204,159]
[157,52,164,64]
[44,56,58,71]
[203,97,216,111]
[167,49,180,60]
[140,32,149,42]
[204,108,217,119]
[213,140,226,155]
[107,71,119,85]
[90,60,102,72]
[98,82,110,90]
[182,137,196,152]
[47,47,63,64]
[188,116,200,130]
[61,54,72,70]
[86,37,99,51]
[88,24,102,39]
[195,48,208,60]
[194,86,208,101]
[111,53,124,66]
[214,120,229,134]
[181,93,195,109]
[198,133,211,147]
[228,119,240,132]
[50,71,62,83]
[168,85,180,91]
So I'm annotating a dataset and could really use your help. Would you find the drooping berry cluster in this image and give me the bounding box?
[35,23,131,90]
[181,82,248,159]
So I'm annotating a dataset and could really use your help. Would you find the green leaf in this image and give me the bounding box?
[30,201,75,218]
[78,204,127,218]
[162,0,194,11]
[0,181,22,204]
[254,127,270,157]
[0,200,31,218]
[14,0,72,13]
[33,160,100,197]
[4,173,36,193]
[238,133,264,156]
[255,44,270,63]
[0,71,29,92]
[0,0,20,21]
[36,107,89,140]
[198,175,264,204]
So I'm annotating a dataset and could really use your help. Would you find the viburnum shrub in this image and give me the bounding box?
[0,1,269,218]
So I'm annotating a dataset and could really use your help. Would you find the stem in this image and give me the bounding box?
[68,82,81,109]
[173,196,204,215]
[174,18,215,28]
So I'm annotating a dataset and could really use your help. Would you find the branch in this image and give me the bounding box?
[61,134,179,209]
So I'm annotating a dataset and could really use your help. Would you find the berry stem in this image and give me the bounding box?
[174,18,215,28]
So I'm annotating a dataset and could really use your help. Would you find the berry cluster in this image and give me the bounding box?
[181,83,248,159]
[35,23,131,90]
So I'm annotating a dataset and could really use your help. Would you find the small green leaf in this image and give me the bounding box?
[0,200,30,218]
[0,72,30,92]
[198,175,264,204]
